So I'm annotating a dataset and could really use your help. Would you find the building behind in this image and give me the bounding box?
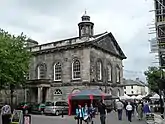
[0,12,126,104]
[123,78,150,96]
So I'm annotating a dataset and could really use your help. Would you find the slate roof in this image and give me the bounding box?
[29,31,126,59]
[123,79,146,86]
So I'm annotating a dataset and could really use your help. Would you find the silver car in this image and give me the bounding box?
[44,101,69,116]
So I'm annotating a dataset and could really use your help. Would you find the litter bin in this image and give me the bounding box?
[1,114,11,124]
[145,113,155,124]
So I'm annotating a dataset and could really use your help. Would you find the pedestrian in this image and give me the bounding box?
[126,102,133,122]
[130,102,135,117]
[124,101,128,117]
[98,100,106,124]
[89,103,95,124]
[1,102,12,124]
[84,103,90,124]
[116,100,124,120]
[75,105,84,124]
[137,101,143,120]
[143,101,151,115]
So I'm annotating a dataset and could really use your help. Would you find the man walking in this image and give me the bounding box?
[116,100,124,120]
[98,100,106,124]
[126,102,133,122]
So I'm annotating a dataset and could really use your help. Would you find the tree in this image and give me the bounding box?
[144,66,162,93]
[0,29,31,110]
[144,66,165,117]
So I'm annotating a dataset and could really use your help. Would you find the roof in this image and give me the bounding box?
[123,79,146,86]
[29,32,126,59]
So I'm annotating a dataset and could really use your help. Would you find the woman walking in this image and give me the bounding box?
[75,105,85,124]
[137,102,143,120]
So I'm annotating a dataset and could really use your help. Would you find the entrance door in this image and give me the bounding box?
[42,87,47,103]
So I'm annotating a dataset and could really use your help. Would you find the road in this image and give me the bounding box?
[32,112,146,124]
[0,111,147,124]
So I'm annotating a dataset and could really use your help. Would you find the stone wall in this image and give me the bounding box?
[0,89,25,105]
[29,47,91,83]
[90,47,124,96]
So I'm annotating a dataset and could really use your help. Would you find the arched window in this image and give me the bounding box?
[107,64,112,82]
[108,89,112,95]
[37,64,46,79]
[54,89,62,95]
[96,61,102,80]
[117,89,120,97]
[54,62,62,81]
[72,89,80,94]
[116,66,120,83]
[72,60,81,79]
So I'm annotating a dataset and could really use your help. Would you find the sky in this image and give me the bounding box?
[0,0,158,82]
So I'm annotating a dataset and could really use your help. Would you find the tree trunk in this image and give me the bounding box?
[10,88,14,113]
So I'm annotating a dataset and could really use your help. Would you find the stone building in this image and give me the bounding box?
[123,78,149,96]
[26,12,127,103]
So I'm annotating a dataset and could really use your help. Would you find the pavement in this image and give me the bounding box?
[154,113,165,124]
[0,111,146,124]
[0,111,164,124]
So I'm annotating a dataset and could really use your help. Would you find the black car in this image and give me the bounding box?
[16,102,33,114]
[31,103,45,114]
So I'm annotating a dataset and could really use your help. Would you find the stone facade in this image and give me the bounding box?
[27,46,125,102]
[0,12,126,104]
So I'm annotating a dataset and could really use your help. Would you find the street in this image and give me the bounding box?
[0,111,146,124]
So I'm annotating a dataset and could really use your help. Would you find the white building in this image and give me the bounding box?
[123,78,149,96]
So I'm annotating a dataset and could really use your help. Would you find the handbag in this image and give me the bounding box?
[74,115,79,120]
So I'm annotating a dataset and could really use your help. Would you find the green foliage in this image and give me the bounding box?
[0,29,31,90]
[144,66,165,93]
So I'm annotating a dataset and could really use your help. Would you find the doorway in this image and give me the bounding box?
[42,87,47,103]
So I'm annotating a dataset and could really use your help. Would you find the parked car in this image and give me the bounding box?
[16,102,33,114]
[44,101,69,116]
[31,103,45,114]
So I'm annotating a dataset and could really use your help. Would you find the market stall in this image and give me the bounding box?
[68,89,113,115]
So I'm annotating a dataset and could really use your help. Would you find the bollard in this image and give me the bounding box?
[61,109,64,118]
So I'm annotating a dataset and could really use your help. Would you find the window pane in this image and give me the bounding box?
[97,61,102,80]
[54,62,62,80]
[73,60,80,79]
[116,67,120,82]
[38,64,46,79]
[107,65,112,81]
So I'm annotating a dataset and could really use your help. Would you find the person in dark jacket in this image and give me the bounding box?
[89,104,96,124]
[98,100,106,124]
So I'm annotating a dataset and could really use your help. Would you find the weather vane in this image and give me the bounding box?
[85,9,87,15]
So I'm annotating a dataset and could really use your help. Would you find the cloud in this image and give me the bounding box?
[0,0,155,81]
